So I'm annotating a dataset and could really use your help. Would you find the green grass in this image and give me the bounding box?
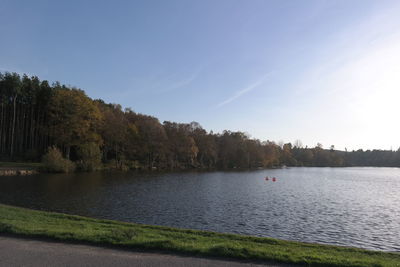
[0,162,42,169]
[0,204,399,266]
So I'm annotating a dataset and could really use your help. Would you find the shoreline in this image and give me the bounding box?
[0,162,41,176]
[0,168,38,176]
[1,160,400,176]
[0,204,399,266]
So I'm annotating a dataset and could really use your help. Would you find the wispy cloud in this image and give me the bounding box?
[290,3,400,101]
[216,72,272,108]
[159,68,202,93]
[126,67,202,96]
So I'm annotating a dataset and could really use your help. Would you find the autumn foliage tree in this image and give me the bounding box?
[48,88,102,159]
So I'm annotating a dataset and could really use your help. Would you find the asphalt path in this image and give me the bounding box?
[0,236,294,267]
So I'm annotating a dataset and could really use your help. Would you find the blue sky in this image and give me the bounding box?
[1,0,400,150]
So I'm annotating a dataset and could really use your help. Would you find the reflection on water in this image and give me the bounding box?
[0,167,399,252]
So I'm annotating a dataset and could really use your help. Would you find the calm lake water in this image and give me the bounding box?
[0,167,399,252]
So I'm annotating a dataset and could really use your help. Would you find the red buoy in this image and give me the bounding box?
[272,177,276,182]
[265,176,269,181]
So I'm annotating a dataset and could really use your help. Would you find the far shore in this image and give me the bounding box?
[1,161,400,176]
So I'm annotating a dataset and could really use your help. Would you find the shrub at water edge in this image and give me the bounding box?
[76,143,102,171]
[41,146,76,173]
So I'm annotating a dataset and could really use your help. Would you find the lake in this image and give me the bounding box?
[0,167,399,252]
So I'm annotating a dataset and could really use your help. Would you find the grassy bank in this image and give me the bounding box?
[0,162,42,169]
[0,204,399,267]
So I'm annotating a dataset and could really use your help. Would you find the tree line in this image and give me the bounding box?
[1,72,400,171]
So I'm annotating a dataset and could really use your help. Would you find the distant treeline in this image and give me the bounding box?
[1,72,400,170]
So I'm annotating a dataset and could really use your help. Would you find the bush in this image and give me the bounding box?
[76,143,102,171]
[42,146,76,173]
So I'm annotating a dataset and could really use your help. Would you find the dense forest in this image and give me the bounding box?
[1,72,400,171]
